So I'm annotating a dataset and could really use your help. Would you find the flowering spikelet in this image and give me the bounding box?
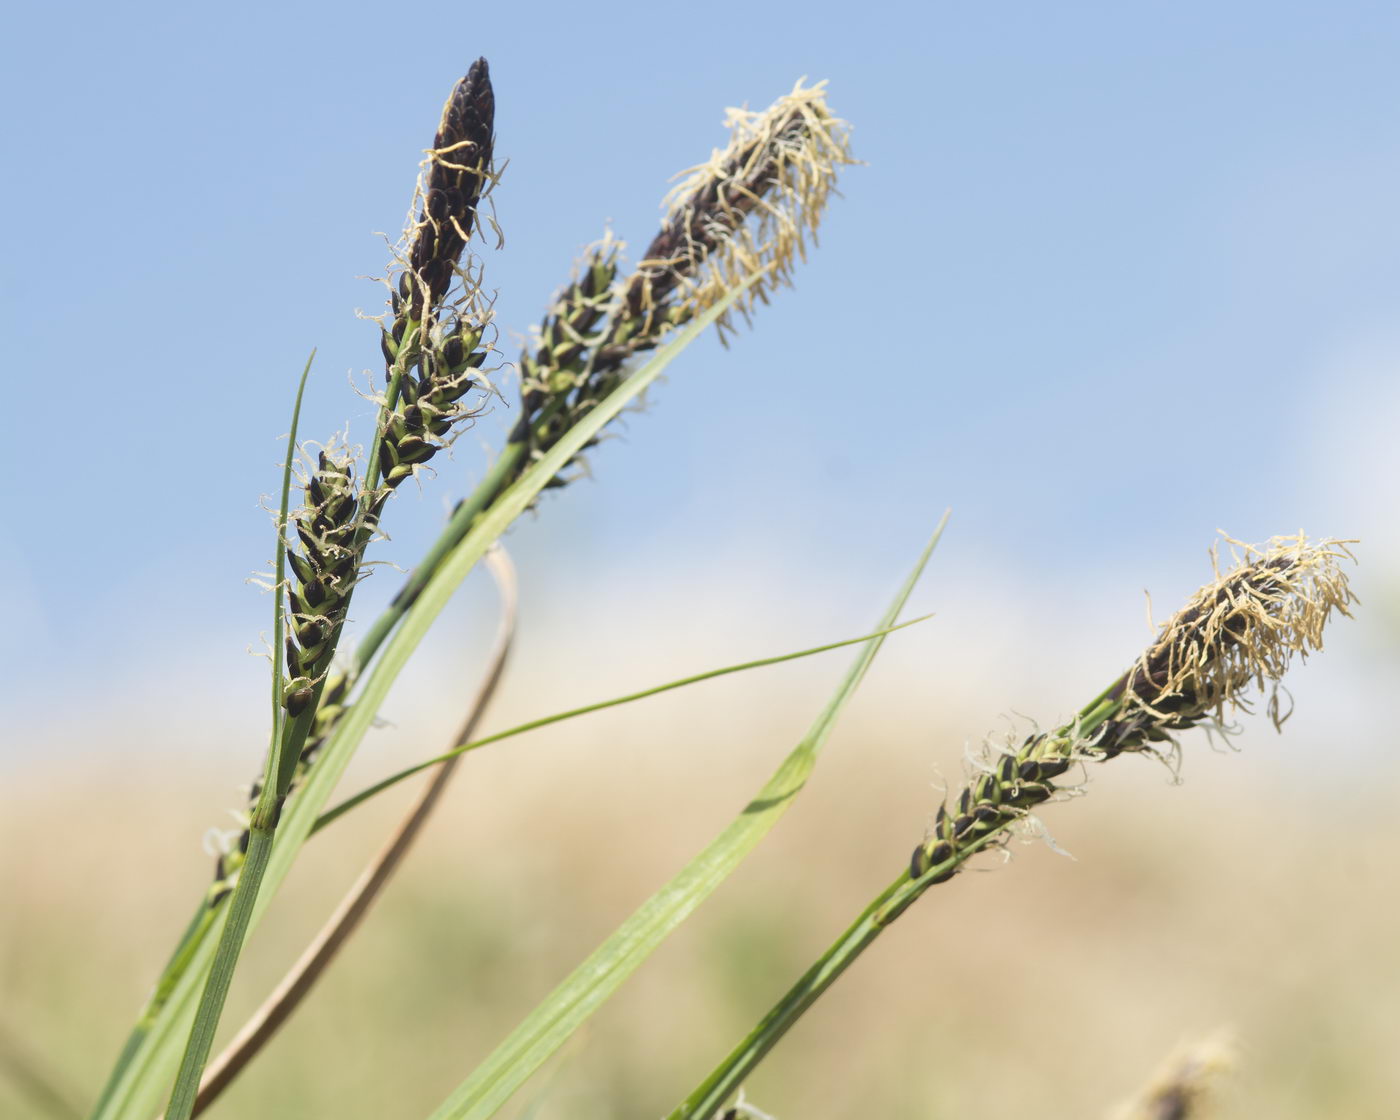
[908,535,1356,882]
[378,60,497,491]
[515,80,853,473]
[1098,533,1357,756]
[280,448,361,713]
[394,58,495,328]
[514,241,621,467]
[377,314,492,490]
[214,452,365,898]
[618,79,853,339]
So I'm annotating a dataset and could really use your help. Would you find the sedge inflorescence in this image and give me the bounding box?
[215,65,499,898]
[514,81,855,480]
[621,78,854,335]
[909,534,1356,883]
[1098,533,1357,753]
[377,57,498,493]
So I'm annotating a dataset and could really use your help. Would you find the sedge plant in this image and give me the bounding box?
[83,60,868,1120]
[49,52,1360,1120]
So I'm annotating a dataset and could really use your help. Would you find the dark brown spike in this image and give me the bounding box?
[620,102,812,327]
[404,59,495,322]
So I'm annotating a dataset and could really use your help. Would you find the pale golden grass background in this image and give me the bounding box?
[5,595,1398,1119]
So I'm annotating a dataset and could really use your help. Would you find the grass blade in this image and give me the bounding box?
[426,512,950,1120]
[161,352,317,1120]
[87,351,314,1120]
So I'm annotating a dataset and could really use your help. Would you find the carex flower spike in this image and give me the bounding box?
[213,63,498,900]
[909,534,1357,882]
[514,80,855,482]
[376,58,497,495]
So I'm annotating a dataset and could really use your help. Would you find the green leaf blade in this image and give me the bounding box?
[428,512,950,1120]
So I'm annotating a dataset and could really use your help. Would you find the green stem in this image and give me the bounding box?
[667,833,1003,1120]
[162,653,321,1114]
[162,826,274,1120]
[668,683,1133,1119]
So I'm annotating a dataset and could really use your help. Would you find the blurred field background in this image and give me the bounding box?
[4,1,1400,1117]
[6,638,1400,1119]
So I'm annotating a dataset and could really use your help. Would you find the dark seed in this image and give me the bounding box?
[284,686,315,716]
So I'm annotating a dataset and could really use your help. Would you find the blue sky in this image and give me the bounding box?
[3,1,1397,766]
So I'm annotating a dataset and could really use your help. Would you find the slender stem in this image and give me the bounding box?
[313,615,931,833]
[668,878,903,1120]
[667,833,1003,1120]
[351,394,582,674]
[163,826,274,1120]
[668,681,1133,1118]
[157,351,324,1117]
